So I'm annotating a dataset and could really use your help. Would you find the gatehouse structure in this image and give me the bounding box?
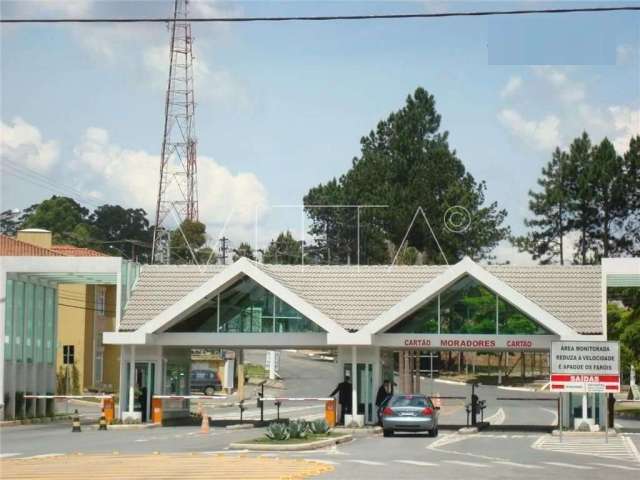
[103,256,639,427]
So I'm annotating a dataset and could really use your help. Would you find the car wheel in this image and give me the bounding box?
[383,429,393,437]
[204,386,215,396]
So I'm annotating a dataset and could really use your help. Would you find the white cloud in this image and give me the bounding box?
[486,241,537,265]
[608,106,640,153]
[143,43,249,107]
[498,109,561,151]
[0,117,59,171]
[41,0,90,17]
[49,0,248,108]
[71,127,268,233]
[532,66,585,103]
[616,44,637,65]
[500,76,522,98]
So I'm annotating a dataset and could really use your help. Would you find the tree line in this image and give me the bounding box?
[514,134,639,264]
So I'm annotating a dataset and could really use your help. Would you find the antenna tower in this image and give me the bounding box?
[152,0,198,263]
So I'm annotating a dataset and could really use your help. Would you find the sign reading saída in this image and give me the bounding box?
[550,341,620,393]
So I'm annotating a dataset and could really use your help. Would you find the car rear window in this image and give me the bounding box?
[389,396,431,408]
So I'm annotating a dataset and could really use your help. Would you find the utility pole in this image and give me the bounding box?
[152,0,199,263]
[219,237,230,265]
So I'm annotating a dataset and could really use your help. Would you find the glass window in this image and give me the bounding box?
[95,286,106,316]
[384,275,550,335]
[388,298,438,333]
[44,287,55,364]
[498,298,550,335]
[34,286,44,363]
[218,277,324,333]
[63,345,75,364]
[13,281,24,362]
[4,280,13,360]
[25,283,35,362]
[166,302,218,333]
[219,277,271,332]
[440,276,496,334]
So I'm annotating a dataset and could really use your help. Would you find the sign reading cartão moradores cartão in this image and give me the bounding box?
[550,341,620,393]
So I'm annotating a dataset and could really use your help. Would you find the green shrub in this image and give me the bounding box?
[288,419,309,439]
[265,422,290,441]
[310,419,330,435]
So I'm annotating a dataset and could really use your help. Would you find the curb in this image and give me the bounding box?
[0,416,73,428]
[551,429,617,437]
[497,386,537,392]
[434,379,467,386]
[333,426,382,436]
[225,424,255,430]
[229,433,352,451]
[88,423,160,430]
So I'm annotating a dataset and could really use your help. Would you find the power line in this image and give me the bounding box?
[1,6,638,23]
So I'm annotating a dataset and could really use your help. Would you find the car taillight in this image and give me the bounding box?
[421,407,433,416]
[382,407,394,416]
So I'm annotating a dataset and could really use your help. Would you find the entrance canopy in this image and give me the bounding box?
[104,257,608,349]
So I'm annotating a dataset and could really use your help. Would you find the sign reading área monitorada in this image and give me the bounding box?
[550,341,620,393]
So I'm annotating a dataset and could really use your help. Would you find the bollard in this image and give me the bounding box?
[98,408,108,431]
[275,400,281,421]
[238,400,245,422]
[72,409,81,433]
[200,411,210,434]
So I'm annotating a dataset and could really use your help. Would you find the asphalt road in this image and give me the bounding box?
[2,421,639,479]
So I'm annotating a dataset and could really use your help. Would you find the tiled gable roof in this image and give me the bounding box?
[51,244,108,257]
[0,235,63,256]
[119,262,603,335]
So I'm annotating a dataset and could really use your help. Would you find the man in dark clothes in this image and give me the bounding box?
[329,376,352,425]
[375,380,393,425]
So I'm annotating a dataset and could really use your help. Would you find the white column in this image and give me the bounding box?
[351,346,358,425]
[582,393,588,420]
[128,345,135,413]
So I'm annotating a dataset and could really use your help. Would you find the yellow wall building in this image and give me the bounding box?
[14,229,121,394]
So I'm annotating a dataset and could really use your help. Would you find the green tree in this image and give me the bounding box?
[91,205,152,260]
[621,136,640,256]
[233,242,255,261]
[170,219,207,264]
[262,231,303,264]
[588,138,626,260]
[566,133,598,264]
[0,209,21,235]
[21,196,93,245]
[305,87,509,265]
[514,148,572,264]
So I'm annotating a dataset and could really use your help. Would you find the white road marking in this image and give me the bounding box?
[542,407,559,426]
[492,460,543,469]
[444,460,490,467]
[589,463,640,471]
[17,453,64,460]
[305,459,339,465]
[347,459,386,466]
[0,453,19,459]
[394,460,439,466]
[484,407,505,425]
[543,462,593,470]
[624,435,640,463]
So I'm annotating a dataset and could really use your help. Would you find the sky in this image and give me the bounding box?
[1,0,638,263]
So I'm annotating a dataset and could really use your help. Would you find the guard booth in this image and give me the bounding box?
[103,256,637,429]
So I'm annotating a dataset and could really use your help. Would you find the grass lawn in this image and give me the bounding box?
[615,403,640,418]
[244,363,267,378]
[244,432,348,445]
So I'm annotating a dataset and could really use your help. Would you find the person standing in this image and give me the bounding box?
[375,380,393,425]
[329,375,352,425]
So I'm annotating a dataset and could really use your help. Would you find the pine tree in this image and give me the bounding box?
[514,148,572,264]
[566,132,598,264]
